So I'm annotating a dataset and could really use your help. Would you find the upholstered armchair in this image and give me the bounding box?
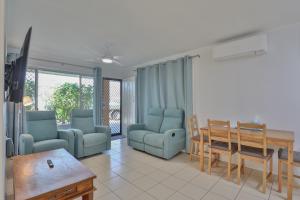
[71,109,111,158]
[19,111,75,155]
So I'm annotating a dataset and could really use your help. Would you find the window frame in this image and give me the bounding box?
[25,68,94,112]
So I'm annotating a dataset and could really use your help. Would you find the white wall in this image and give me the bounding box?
[122,76,136,136]
[192,23,300,172]
[0,0,6,199]
[193,23,300,149]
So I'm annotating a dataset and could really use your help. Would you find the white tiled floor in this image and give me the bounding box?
[78,139,300,200]
[6,138,300,200]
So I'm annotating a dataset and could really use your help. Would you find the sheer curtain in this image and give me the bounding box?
[136,56,193,151]
[93,67,103,126]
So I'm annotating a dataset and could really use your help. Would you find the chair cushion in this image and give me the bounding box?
[129,130,156,143]
[240,146,274,158]
[210,141,238,153]
[26,111,58,142]
[71,117,95,134]
[83,133,107,147]
[145,108,164,132]
[278,148,300,163]
[160,108,183,133]
[144,133,164,148]
[191,135,208,143]
[33,139,67,153]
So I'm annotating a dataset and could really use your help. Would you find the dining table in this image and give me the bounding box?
[199,127,295,200]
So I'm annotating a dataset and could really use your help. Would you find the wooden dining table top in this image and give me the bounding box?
[200,126,294,142]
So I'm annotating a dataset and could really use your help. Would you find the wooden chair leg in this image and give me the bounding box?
[189,141,193,161]
[241,158,245,175]
[227,152,232,180]
[208,148,212,175]
[278,159,282,193]
[237,154,241,185]
[262,159,267,193]
[216,153,220,167]
[269,157,273,181]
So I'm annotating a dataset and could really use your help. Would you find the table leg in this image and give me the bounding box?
[82,192,93,200]
[287,142,294,200]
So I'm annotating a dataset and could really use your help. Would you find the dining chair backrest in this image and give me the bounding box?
[208,119,232,150]
[188,115,200,138]
[237,122,267,156]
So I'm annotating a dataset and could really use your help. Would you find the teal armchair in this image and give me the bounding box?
[71,109,111,158]
[19,111,74,155]
[128,108,186,159]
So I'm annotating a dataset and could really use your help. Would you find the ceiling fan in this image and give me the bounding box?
[84,45,122,65]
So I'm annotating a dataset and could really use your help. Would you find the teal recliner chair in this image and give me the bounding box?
[71,109,111,158]
[19,111,75,155]
[127,108,186,159]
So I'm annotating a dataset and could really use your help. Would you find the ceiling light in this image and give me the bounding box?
[102,58,113,63]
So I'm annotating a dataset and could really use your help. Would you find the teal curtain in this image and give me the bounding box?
[93,67,103,125]
[136,56,193,151]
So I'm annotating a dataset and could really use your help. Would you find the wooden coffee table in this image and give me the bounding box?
[13,149,96,200]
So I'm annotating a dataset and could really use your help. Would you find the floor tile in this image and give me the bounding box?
[236,191,265,200]
[104,176,130,190]
[210,179,240,199]
[118,169,144,182]
[147,184,176,200]
[146,170,171,182]
[161,176,187,190]
[174,167,200,181]
[168,192,192,200]
[99,192,121,200]
[133,176,158,191]
[202,192,230,200]
[189,173,220,190]
[93,183,111,198]
[178,183,207,200]
[134,193,156,200]
[114,184,143,200]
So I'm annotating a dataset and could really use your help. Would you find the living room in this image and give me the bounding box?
[1,1,300,200]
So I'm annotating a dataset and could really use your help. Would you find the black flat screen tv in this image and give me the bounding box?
[5,27,32,103]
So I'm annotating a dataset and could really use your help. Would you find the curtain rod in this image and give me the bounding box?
[29,57,97,69]
[133,54,200,71]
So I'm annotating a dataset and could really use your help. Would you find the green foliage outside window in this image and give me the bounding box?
[24,79,35,111]
[46,83,93,124]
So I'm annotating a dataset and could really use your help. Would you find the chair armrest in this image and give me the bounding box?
[95,126,111,150]
[163,129,186,159]
[19,134,34,155]
[128,124,146,132]
[127,124,146,146]
[164,129,186,140]
[58,129,75,155]
[70,129,84,158]
[95,125,111,134]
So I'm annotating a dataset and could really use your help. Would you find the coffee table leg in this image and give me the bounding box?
[82,192,93,200]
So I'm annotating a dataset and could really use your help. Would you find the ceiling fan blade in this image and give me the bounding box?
[112,59,122,65]
[113,56,122,59]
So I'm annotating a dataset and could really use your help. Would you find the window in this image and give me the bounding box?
[24,69,94,126]
[24,69,36,111]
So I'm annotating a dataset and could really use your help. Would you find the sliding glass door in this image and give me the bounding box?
[102,78,122,136]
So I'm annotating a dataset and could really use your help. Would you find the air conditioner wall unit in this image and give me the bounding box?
[212,34,268,61]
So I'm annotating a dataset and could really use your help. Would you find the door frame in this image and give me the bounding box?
[103,78,122,136]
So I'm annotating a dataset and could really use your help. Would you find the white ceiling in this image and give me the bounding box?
[6,0,300,68]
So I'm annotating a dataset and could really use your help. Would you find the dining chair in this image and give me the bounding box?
[188,115,203,160]
[237,122,274,193]
[208,119,237,179]
[277,148,300,192]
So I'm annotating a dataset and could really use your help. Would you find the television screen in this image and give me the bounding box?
[7,27,32,103]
